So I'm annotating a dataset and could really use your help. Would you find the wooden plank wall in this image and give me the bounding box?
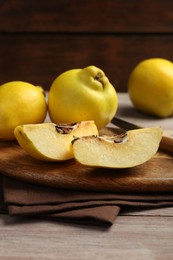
[0,0,173,92]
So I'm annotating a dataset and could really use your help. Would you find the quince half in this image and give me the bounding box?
[14,121,98,161]
[72,127,163,168]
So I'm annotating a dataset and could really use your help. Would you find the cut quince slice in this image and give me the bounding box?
[14,121,98,161]
[72,127,163,168]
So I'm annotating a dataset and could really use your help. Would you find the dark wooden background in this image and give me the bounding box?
[0,0,173,92]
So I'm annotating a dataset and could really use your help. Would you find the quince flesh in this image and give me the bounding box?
[72,127,163,168]
[14,121,98,161]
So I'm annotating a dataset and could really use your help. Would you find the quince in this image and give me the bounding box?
[128,58,173,117]
[0,81,47,140]
[14,121,98,161]
[48,66,118,130]
[72,127,163,168]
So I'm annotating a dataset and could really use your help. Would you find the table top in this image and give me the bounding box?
[0,93,173,260]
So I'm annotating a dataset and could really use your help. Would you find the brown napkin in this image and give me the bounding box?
[1,174,173,227]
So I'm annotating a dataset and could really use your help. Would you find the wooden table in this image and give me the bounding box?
[0,93,173,260]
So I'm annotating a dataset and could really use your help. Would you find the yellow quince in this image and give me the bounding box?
[128,58,173,117]
[0,81,47,140]
[48,66,118,130]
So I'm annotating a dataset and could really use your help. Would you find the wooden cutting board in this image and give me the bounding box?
[0,132,173,193]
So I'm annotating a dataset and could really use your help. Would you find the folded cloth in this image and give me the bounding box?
[0,174,7,213]
[1,174,173,227]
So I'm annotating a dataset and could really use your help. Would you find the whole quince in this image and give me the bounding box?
[0,81,47,140]
[128,58,173,117]
[48,66,118,129]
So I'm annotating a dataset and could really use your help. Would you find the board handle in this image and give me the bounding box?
[160,136,173,154]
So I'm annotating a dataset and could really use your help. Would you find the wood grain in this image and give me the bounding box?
[0,92,172,260]
[0,34,173,91]
[0,1,173,92]
[0,214,173,259]
[0,139,173,193]
[0,0,173,33]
